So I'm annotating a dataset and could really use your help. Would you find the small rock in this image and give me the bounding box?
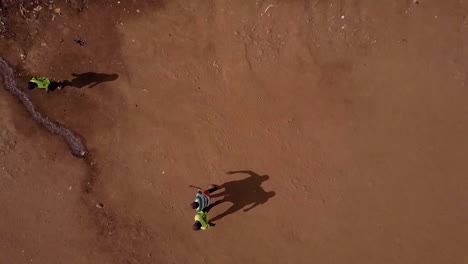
[41,42,47,47]
[54,8,61,14]
[341,15,345,19]
[74,37,86,46]
[96,203,104,208]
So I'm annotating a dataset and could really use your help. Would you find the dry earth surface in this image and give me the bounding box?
[0,0,467,263]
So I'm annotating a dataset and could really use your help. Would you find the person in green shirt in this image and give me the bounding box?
[28,77,64,93]
[193,211,215,231]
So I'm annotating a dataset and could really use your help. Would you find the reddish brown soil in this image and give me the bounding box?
[1,0,467,263]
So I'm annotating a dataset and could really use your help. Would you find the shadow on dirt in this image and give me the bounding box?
[209,170,275,222]
[62,72,119,89]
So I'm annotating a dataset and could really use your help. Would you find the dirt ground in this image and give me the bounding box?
[1,0,467,263]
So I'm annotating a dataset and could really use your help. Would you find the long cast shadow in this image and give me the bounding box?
[62,72,119,89]
[209,170,275,222]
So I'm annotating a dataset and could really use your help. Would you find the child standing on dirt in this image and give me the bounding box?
[28,77,63,93]
[190,184,219,231]
[193,211,215,231]
[189,184,219,213]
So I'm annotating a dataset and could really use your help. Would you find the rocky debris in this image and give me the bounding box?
[0,0,88,38]
[0,18,6,34]
[74,35,87,46]
[65,0,87,12]
[0,6,11,37]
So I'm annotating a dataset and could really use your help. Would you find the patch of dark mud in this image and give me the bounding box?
[1,57,156,263]
[85,199,156,264]
[65,0,87,12]
[81,159,157,264]
[1,1,169,261]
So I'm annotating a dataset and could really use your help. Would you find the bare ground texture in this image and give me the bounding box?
[0,0,467,263]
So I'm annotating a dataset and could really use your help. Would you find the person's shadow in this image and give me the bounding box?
[62,72,119,89]
[208,170,275,222]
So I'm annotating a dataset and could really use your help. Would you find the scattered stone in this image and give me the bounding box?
[0,20,7,34]
[41,42,47,47]
[263,4,276,14]
[74,36,86,46]
[96,203,104,208]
